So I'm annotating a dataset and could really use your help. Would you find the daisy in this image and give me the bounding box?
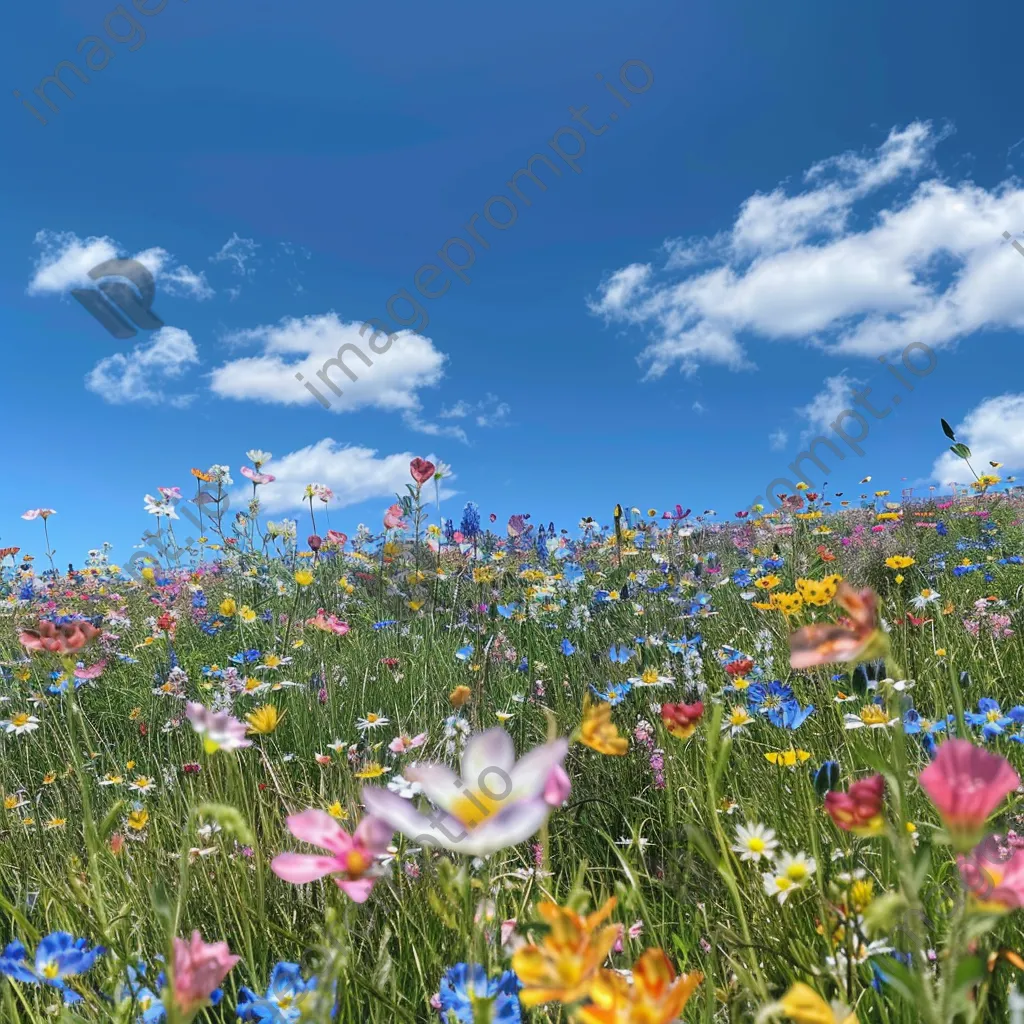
[99,773,124,786]
[356,713,390,733]
[4,713,40,736]
[762,851,816,903]
[844,705,899,730]
[911,589,941,610]
[128,775,156,794]
[731,823,779,863]
[722,706,754,735]
[628,668,675,688]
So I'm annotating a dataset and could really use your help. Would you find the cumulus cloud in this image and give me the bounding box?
[590,121,1024,376]
[931,394,1024,484]
[85,326,199,406]
[768,428,789,451]
[230,439,455,514]
[28,230,213,300]
[208,312,447,414]
[797,373,862,439]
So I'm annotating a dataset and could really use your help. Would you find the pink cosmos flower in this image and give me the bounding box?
[383,504,407,530]
[326,530,348,548]
[958,837,1024,912]
[271,809,393,902]
[158,486,182,500]
[240,466,275,485]
[919,739,1020,851]
[21,508,56,520]
[361,728,570,856]
[409,458,436,486]
[788,583,888,669]
[20,620,101,655]
[543,764,572,807]
[307,610,350,636]
[172,931,239,1015]
[389,732,428,754]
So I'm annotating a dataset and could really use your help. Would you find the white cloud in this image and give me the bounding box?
[931,394,1024,483]
[27,230,214,300]
[692,400,706,414]
[230,439,455,514]
[85,326,199,406]
[769,428,789,451]
[440,393,510,428]
[590,121,1024,376]
[402,411,468,444]
[797,373,861,439]
[211,233,260,276]
[209,312,446,414]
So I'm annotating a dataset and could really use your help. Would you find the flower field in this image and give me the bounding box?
[3,453,1024,1023]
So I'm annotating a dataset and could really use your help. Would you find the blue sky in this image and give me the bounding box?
[4,0,1024,564]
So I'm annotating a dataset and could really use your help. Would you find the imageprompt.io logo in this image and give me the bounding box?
[72,258,163,339]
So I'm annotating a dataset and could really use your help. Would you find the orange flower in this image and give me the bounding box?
[579,697,628,755]
[512,898,620,1007]
[191,468,214,482]
[817,545,836,562]
[449,685,472,707]
[575,948,702,1024]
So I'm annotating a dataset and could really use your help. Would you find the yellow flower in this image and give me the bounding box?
[127,808,149,831]
[935,648,947,657]
[473,567,497,584]
[219,597,237,617]
[776,982,858,1024]
[579,697,629,756]
[849,878,875,913]
[239,605,257,623]
[327,802,349,820]
[294,570,314,586]
[42,772,57,785]
[246,704,284,735]
[894,574,905,585]
[755,575,781,591]
[795,481,809,491]
[141,567,155,584]
[512,898,620,1007]
[407,600,425,612]
[876,512,900,522]
[765,749,811,767]
[338,577,355,594]
[354,762,386,779]
[769,591,803,615]
[44,817,66,831]
[884,555,915,570]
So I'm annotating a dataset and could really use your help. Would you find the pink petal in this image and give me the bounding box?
[285,809,351,855]
[336,877,376,902]
[271,852,340,884]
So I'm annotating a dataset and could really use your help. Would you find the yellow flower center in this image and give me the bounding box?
[450,789,504,829]
[748,837,765,853]
[640,668,659,685]
[860,705,888,725]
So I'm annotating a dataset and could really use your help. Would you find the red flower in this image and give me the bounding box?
[157,613,175,632]
[182,762,202,774]
[825,774,886,836]
[409,458,436,485]
[661,701,704,740]
[19,619,101,656]
[139,722,148,737]
[308,534,322,551]
[725,658,754,677]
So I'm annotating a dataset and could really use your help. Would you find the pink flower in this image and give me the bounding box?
[788,583,888,669]
[307,610,349,636]
[20,619,101,655]
[958,837,1024,912]
[171,931,239,1015]
[271,809,393,902]
[389,732,428,754]
[326,530,348,548]
[543,764,572,807]
[240,466,276,485]
[919,739,1020,851]
[409,458,436,486]
[185,702,252,753]
[158,486,182,500]
[383,504,407,530]
[21,508,56,520]
[73,659,107,680]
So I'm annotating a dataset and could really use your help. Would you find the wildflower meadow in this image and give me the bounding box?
[3,435,1024,1024]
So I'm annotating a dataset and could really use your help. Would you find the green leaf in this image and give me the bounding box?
[951,954,986,993]
[98,800,125,841]
[949,443,972,460]
[685,825,721,870]
[940,418,957,441]
[873,954,925,1003]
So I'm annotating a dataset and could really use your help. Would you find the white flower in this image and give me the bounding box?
[843,706,900,730]
[143,494,178,519]
[731,822,779,863]
[387,775,423,799]
[128,776,156,794]
[3,713,40,736]
[356,712,390,732]
[722,706,754,735]
[911,589,941,610]
[206,465,233,486]
[762,851,816,903]
[246,449,272,468]
[628,669,674,688]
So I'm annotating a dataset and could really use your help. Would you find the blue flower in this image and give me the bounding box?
[372,620,398,631]
[607,644,635,664]
[560,639,576,656]
[902,709,952,736]
[965,698,1013,739]
[667,635,701,655]
[936,522,948,537]
[496,603,519,619]
[589,682,632,706]
[747,681,797,726]
[779,702,815,730]
[230,649,262,665]
[237,961,322,1022]
[459,502,481,539]
[455,644,475,662]
[812,761,840,797]
[438,963,522,1023]
[116,964,165,1022]
[731,569,753,587]
[0,932,104,1005]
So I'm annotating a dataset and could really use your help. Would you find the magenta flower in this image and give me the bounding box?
[171,931,239,1015]
[240,465,276,485]
[919,739,1020,851]
[959,840,1024,912]
[326,530,348,548]
[409,458,436,486]
[271,809,393,902]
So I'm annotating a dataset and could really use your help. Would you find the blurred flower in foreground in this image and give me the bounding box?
[171,931,238,1016]
[788,583,888,670]
[824,775,886,837]
[20,620,101,656]
[579,697,629,755]
[764,981,858,1023]
[186,702,252,753]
